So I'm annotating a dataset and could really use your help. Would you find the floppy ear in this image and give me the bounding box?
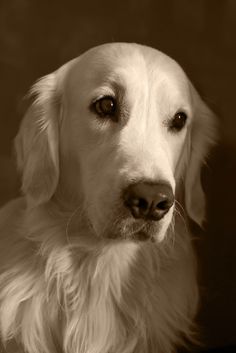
[15,73,60,207]
[185,87,218,227]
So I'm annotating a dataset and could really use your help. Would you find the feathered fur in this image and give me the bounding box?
[0,43,217,353]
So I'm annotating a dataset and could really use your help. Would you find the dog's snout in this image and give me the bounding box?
[123,182,174,221]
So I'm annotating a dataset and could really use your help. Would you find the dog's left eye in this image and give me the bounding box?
[92,96,117,118]
[169,112,187,132]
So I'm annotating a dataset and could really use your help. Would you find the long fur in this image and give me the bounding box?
[0,43,217,353]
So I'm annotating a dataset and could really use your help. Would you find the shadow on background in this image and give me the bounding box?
[0,0,236,350]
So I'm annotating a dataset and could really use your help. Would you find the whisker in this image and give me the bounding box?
[175,200,186,218]
[173,203,190,244]
[65,206,82,245]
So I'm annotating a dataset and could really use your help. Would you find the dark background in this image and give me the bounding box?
[0,0,236,351]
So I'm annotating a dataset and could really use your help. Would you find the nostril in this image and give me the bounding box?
[126,197,149,210]
[127,198,149,218]
[137,198,149,210]
[156,199,173,211]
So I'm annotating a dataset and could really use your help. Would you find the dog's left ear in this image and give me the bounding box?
[185,86,218,227]
[15,73,61,207]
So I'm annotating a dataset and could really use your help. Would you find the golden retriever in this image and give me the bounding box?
[0,43,217,353]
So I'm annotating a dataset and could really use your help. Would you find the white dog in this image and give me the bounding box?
[0,43,217,353]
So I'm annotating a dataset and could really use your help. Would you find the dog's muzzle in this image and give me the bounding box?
[123,182,174,221]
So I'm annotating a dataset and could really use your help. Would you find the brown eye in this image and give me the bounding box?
[169,112,187,132]
[93,96,116,118]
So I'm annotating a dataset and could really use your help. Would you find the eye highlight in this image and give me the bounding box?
[169,111,188,132]
[92,96,117,120]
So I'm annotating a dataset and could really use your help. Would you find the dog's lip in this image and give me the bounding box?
[123,219,158,242]
[104,224,156,242]
[130,230,154,242]
[106,231,155,243]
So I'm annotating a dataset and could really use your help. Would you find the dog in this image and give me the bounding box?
[0,43,217,353]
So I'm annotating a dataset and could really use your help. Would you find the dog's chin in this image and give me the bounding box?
[88,204,173,243]
[98,217,166,243]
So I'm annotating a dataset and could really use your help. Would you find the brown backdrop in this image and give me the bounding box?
[0,0,236,349]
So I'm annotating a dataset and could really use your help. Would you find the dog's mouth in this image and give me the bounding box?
[103,217,160,242]
[86,201,171,243]
[129,229,156,242]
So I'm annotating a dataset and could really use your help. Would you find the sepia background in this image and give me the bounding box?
[0,0,236,351]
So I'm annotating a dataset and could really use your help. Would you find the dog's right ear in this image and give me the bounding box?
[184,86,218,227]
[15,73,60,207]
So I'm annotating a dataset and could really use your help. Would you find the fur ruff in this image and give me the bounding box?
[0,201,198,353]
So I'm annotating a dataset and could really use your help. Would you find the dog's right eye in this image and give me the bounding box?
[168,111,188,132]
[92,96,117,120]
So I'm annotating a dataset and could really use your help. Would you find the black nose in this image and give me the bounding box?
[123,182,174,221]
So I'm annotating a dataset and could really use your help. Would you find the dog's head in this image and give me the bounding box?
[15,43,217,242]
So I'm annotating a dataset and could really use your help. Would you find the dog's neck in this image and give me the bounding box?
[0,200,196,353]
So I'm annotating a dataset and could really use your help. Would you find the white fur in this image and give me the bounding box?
[0,43,217,353]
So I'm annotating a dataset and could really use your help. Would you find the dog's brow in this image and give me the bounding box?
[94,77,130,119]
[102,75,126,96]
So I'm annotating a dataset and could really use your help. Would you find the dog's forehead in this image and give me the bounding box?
[65,43,189,94]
